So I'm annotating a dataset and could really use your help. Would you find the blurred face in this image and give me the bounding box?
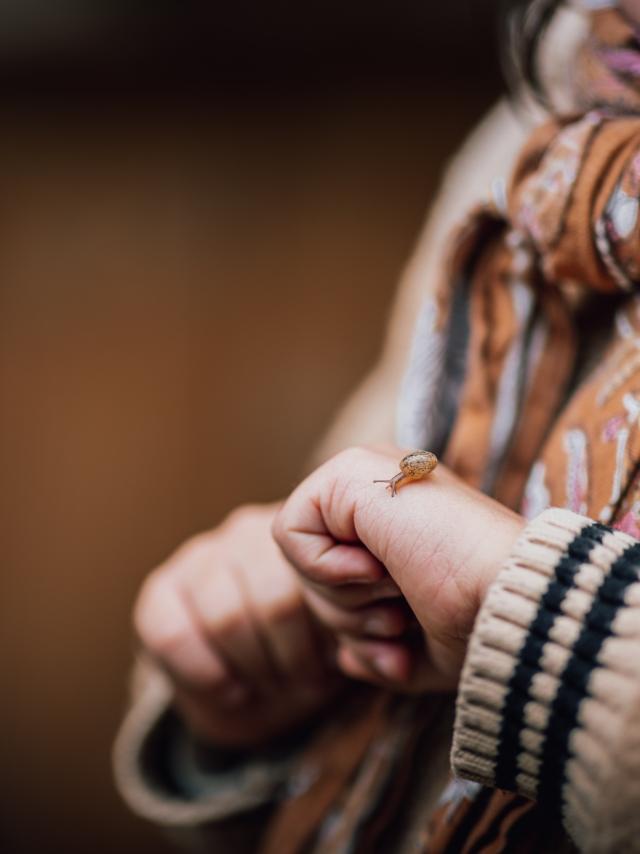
[620,1,640,26]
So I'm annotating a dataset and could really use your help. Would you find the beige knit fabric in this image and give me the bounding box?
[452,507,640,853]
[112,661,285,828]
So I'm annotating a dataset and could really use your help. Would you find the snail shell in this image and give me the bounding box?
[399,450,438,480]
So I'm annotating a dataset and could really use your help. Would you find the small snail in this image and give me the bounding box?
[373,450,438,497]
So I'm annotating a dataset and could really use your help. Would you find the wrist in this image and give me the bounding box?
[470,507,526,619]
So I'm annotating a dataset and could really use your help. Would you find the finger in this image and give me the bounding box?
[338,636,452,694]
[183,563,277,693]
[134,572,232,693]
[274,483,386,586]
[336,636,413,685]
[237,559,327,682]
[337,646,389,687]
[303,576,403,608]
[303,588,409,639]
[282,536,386,587]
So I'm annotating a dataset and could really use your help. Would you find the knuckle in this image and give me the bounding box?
[138,613,190,661]
[148,626,189,661]
[133,576,192,660]
[132,572,165,640]
[342,445,371,465]
[162,533,216,576]
[224,503,261,533]
[179,533,216,565]
[261,590,304,627]
[202,615,234,645]
[331,446,361,470]
[199,602,246,642]
[340,444,362,458]
[185,551,223,593]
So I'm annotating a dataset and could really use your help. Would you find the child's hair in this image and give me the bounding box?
[502,0,565,101]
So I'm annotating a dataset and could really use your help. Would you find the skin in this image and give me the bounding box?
[135,450,524,746]
[134,500,411,747]
[273,446,525,693]
[134,504,341,748]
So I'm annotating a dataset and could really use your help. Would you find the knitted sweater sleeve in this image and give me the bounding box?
[112,661,299,851]
[451,507,640,853]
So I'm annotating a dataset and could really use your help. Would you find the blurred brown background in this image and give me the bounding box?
[0,2,502,852]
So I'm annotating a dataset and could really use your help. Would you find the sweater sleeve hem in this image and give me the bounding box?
[452,507,640,852]
[112,667,285,828]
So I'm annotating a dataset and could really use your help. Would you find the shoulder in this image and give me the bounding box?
[383,99,532,384]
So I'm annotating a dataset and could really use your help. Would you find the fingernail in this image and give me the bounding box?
[221,682,250,707]
[364,615,389,636]
[376,579,402,598]
[372,651,402,681]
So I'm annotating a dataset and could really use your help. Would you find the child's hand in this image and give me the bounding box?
[273,447,524,692]
[134,503,338,748]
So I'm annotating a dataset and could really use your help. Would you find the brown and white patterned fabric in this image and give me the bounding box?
[399,108,640,513]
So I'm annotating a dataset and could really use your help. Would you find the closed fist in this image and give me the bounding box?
[134,503,338,748]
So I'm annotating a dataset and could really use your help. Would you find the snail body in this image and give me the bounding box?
[373,450,438,497]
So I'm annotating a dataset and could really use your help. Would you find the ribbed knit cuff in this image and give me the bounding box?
[113,668,285,827]
[452,507,640,852]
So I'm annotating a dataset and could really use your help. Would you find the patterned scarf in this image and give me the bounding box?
[398,6,640,513]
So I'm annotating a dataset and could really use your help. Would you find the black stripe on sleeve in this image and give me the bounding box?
[493,523,608,791]
[536,540,640,814]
